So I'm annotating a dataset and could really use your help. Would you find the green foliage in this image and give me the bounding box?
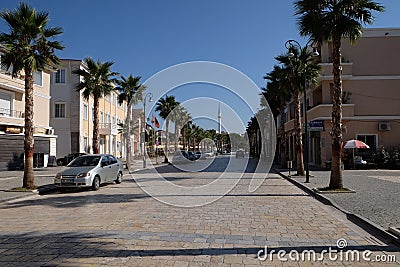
[371,146,400,169]
[73,57,118,100]
[116,75,146,106]
[0,3,64,76]
[294,0,385,45]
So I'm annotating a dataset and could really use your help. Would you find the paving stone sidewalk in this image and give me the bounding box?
[0,162,398,266]
[277,168,400,231]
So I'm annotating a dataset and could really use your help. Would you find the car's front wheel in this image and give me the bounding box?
[115,172,122,184]
[92,176,100,191]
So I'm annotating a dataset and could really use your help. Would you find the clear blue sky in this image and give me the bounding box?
[1,1,399,133]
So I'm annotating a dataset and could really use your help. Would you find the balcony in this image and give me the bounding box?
[0,71,25,93]
[307,104,355,121]
[283,104,355,131]
[0,108,24,126]
[319,63,353,79]
[99,123,119,136]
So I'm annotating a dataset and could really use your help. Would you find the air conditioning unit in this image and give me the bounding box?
[378,122,391,131]
[46,128,55,135]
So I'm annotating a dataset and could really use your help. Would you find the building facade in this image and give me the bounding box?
[280,28,400,167]
[0,54,57,170]
[50,59,130,159]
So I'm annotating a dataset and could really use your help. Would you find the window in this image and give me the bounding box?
[92,107,95,122]
[100,111,104,123]
[106,114,110,123]
[83,104,88,120]
[105,94,111,102]
[0,92,12,116]
[33,71,42,86]
[101,156,109,166]
[112,116,115,125]
[109,155,117,164]
[356,134,377,149]
[55,69,66,83]
[55,103,66,118]
[83,137,88,152]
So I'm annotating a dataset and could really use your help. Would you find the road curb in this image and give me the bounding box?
[274,168,400,247]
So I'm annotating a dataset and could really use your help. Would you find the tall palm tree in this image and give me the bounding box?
[0,3,64,189]
[180,111,192,150]
[275,47,320,175]
[170,105,186,151]
[155,95,179,162]
[116,75,146,170]
[295,0,384,188]
[73,57,118,154]
[263,65,292,168]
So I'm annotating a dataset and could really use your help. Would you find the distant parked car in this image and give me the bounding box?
[54,154,123,191]
[195,151,206,160]
[56,152,87,166]
[236,149,245,158]
[187,151,195,161]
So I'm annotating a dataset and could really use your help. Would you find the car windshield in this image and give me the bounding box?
[68,156,101,167]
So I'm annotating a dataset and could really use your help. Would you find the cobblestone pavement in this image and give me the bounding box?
[278,169,400,230]
[0,157,399,266]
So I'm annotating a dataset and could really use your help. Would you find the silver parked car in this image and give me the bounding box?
[54,154,123,191]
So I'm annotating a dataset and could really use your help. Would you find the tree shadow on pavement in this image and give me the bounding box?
[0,193,150,209]
[0,231,398,266]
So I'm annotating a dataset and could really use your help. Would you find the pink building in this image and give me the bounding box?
[280,28,400,167]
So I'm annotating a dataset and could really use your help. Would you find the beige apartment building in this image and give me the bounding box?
[50,59,133,159]
[281,28,400,167]
[0,54,57,170]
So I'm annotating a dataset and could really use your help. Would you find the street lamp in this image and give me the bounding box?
[143,92,153,168]
[285,39,319,183]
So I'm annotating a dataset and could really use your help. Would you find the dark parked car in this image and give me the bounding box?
[56,152,87,166]
[187,151,195,161]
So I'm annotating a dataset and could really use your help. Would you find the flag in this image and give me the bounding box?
[152,114,160,128]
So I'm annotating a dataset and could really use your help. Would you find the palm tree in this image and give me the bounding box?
[275,47,320,175]
[155,95,179,162]
[180,111,192,150]
[116,75,146,170]
[73,57,118,154]
[295,0,384,188]
[170,105,187,151]
[0,3,64,189]
[263,65,292,168]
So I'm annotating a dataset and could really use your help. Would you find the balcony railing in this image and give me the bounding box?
[0,108,24,118]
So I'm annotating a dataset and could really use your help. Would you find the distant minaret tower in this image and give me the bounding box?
[218,102,222,134]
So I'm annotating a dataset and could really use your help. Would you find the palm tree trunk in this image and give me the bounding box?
[174,122,179,151]
[125,104,132,170]
[182,125,186,150]
[279,97,287,169]
[93,95,100,154]
[23,67,35,189]
[164,119,169,163]
[329,36,344,189]
[293,89,305,175]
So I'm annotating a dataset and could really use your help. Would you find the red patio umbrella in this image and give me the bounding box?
[343,140,370,169]
[343,140,370,149]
